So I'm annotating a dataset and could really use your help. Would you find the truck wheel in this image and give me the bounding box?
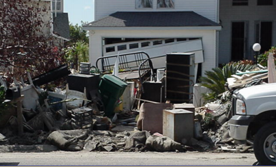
[254,122,276,165]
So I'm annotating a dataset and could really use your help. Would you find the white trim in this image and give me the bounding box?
[52,33,70,41]
[83,26,222,31]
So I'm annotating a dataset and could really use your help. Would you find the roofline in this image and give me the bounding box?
[82,26,222,31]
[52,33,70,41]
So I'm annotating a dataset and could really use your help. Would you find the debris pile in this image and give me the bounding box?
[0,56,271,154]
[193,65,272,153]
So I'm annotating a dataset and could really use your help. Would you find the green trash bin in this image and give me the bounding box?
[99,75,128,117]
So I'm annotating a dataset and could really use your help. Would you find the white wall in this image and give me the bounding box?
[219,0,276,64]
[89,29,217,74]
[94,0,219,22]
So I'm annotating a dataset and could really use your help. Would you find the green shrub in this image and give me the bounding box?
[200,61,256,102]
[257,46,276,67]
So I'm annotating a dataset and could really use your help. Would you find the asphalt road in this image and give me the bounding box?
[0,151,257,166]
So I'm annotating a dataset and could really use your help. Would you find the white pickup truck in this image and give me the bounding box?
[229,83,276,165]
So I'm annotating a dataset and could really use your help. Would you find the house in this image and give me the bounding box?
[26,0,70,44]
[51,0,70,44]
[219,0,276,64]
[83,0,221,76]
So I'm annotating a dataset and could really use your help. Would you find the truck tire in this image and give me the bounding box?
[254,122,276,165]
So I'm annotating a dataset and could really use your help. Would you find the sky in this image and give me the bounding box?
[64,0,95,26]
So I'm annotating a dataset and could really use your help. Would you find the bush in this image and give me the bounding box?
[200,61,256,102]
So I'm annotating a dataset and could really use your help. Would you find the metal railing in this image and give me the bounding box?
[96,52,153,74]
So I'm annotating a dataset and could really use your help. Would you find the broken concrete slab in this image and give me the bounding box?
[83,140,99,152]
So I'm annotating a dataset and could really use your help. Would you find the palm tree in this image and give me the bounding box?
[200,61,256,102]
[64,40,89,70]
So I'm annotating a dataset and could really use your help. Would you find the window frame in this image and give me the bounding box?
[52,0,63,12]
[157,0,175,9]
[232,0,248,6]
[135,0,153,9]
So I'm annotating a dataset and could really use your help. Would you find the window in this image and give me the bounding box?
[106,46,115,53]
[118,45,127,51]
[130,43,139,49]
[255,21,273,53]
[141,42,150,47]
[52,0,62,12]
[157,0,175,8]
[231,22,248,61]
[232,0,248,6]
[135,0,153,9]
[165,39,174,43]
[257,0,273,5]
[153,40,162,45]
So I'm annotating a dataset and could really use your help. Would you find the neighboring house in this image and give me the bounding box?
[51,0,70,45]
[26,0,70,44]
[219,0,276,64]
[83,0,221,76]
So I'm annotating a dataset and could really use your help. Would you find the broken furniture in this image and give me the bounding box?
[163,109,194,143]
[141,81,165,103]
[173,103,195,115]
[31,64,71,86]
[67,73,100,100]
[137,102,172,134]
[99,74,127,118]
[166,53,197,103]
[71,107,93,129]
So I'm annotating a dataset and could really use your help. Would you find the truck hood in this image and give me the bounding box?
[237,83,276,100]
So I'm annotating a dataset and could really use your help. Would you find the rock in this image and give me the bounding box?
[84,141,99,151]
[103,144,116,152]
[145,135,185,152]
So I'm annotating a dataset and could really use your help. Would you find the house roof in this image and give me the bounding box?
[83,11,220,28]
[53,13,70,40]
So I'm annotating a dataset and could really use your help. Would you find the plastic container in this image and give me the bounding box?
[79,62,91,74]
[99,75,127,117]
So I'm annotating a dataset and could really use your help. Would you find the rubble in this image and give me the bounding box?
[0,60,266,155]
[145,133,185,152]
